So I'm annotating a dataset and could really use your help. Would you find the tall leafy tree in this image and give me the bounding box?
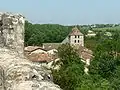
[52,44,84,90]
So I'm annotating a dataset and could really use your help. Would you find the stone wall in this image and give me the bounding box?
[70,35,84,47]
[0,12,61,90]
[0,12,24,57]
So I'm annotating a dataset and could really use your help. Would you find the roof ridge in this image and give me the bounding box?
[69,27,83,36]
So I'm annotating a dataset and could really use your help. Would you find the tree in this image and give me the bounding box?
[52,44,84,90]
[89,52,117,79]
[89,37,120,90]
[76,75,111,90]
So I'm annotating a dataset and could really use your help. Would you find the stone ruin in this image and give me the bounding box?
[0,12,61,90]
[0,12,24,57]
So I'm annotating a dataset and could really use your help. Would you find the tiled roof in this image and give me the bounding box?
[42,43,60,51]
[78,46,93,54]
[24,46,46,52]
[28,53,53,62]
[77,46,93,60]
[81,51,93,60]
[69,27,83,36]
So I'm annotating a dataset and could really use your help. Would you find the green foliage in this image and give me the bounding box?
[76,75,111,90]
[85,37,98,51]
[90,53,117,79]
[25,21,120,89]
[25,21,72,46]
[52,44,114,90]
[57,44,82,65]
[25,21,120,51]
[25,21,93,46]
[89,34,120,90]
[52,44,84,90]
[52,32,120,90]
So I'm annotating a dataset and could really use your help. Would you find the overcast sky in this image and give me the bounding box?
[0,0,120,25]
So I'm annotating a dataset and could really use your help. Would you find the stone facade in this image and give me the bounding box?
[62,27,84,48]
[69,27,84,47]
[69,35,84,46]
[0,12,61,90]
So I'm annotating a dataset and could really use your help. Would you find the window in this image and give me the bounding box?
[78,35,80,38]
[74,40,76,43]
[75,35,77,38]
[78,40,79,43]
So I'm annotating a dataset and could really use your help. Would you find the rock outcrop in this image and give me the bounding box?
[0,12,61,90]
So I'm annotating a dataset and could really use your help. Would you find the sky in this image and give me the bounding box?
[0,0,120,25]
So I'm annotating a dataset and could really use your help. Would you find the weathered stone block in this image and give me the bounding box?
[0,12,25,57]
[0,12,61,90]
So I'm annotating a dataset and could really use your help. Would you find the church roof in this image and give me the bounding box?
[69,27,83,36]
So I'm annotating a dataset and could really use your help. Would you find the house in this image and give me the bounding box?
[77,46,93,65]
[24,46,60,70]
[47,49,58,55]
[86,30,96,37]
[42,27,93,62]
[28,53,53,62]
[61,27,94,74]
[24,46,47,56]
[104,32,112,37]
[74,46,93,74]
[62,27,84,47]
[42,43,60,55]
[25,27,93,72]
[62,27,93,73]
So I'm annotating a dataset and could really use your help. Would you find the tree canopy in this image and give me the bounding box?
[25,21,120,90]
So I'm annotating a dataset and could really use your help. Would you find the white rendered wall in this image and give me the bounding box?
[70,35,84,46]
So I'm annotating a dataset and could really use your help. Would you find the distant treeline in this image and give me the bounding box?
[25,21,120,46]
[25,21,86,46]
[52,32,120,90]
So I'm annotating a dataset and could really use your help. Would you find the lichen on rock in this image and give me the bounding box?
[0,12,61,90]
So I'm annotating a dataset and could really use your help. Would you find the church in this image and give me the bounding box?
[62,27,84,47]
[25,27,93,63]
[42,27,93,63]
[25,27,93,72]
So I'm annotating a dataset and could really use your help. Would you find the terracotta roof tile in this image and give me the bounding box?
[81,51,93,60]
[78,46,93,55]
[69,27,83,36]
[28,53,53,62]
[24,46,46,52]
[77,46,93,61]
